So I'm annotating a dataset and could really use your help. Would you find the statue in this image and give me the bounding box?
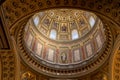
[61,52,67,63]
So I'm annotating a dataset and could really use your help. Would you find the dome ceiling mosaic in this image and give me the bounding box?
[23,9,106,66]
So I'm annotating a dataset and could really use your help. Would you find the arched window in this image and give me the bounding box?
[33,16,39,27]
[50,29,57,40]
[89,16,95,27]
[72,29,79,40]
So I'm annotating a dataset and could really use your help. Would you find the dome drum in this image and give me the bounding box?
[17,9,113,77]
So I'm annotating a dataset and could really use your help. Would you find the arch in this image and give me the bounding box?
[0,57,1,80]
[49,29,57,40]
[89,16,95,28]
[72,29,79,40]
[33,16,39,27]
[110,35,120,80]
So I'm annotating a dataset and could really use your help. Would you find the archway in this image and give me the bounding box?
[110,35,120,80]
[0,57,1,80]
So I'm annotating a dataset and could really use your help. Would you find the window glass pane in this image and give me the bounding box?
[72,29,79,40]
[34,16,39,27]
[89,16,95,27]
[50,29,57,40]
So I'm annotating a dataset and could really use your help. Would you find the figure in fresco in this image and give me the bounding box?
[44,18,50,26]
[61,52,67,63]
[53,22,58,28]
[70,21,76,29]
[61,24,67,32]
[79,19,85,27]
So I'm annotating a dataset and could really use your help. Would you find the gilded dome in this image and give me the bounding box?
[24,9,106,66]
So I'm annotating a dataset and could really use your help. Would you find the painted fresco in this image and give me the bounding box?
[27,33,33,47]
[42,16,51,28]
[96,34,102,48]
[86,43,93,57]
[35,41,43,56]
[47,48,55,62]
[73,49,81,62]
